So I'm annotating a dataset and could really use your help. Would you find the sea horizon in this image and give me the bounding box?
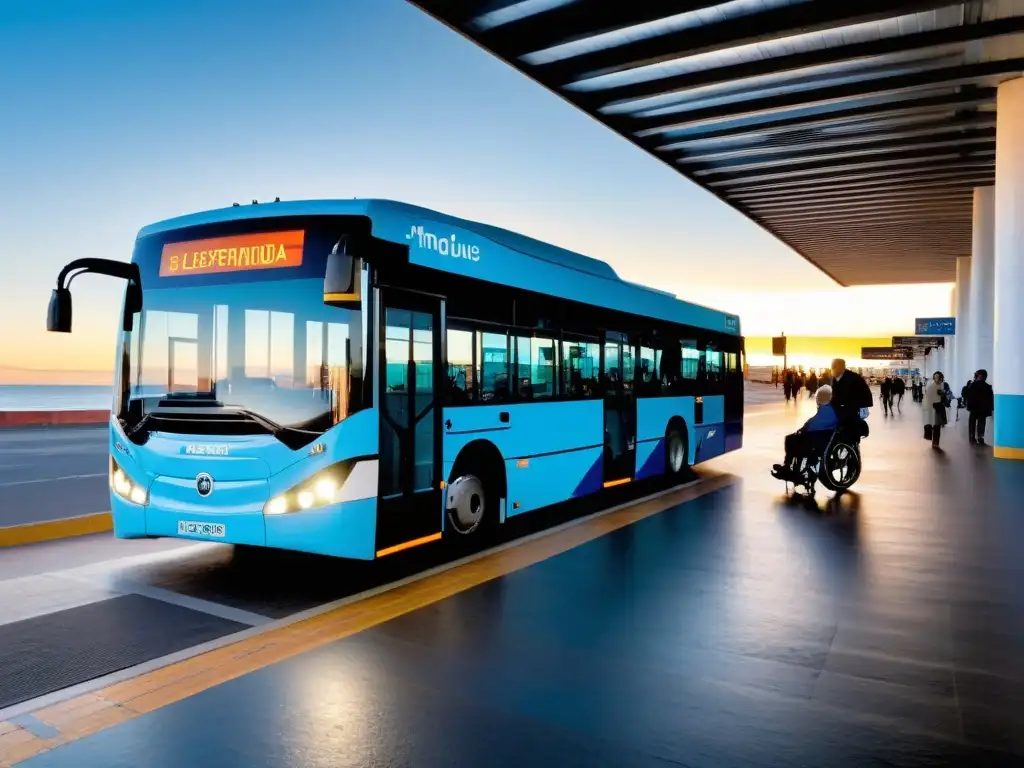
[0,384,112,411]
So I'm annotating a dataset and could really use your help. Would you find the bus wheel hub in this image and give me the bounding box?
[447,475,484,534]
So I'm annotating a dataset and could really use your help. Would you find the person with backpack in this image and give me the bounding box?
[966,369,994,445]
[893,376,906,412]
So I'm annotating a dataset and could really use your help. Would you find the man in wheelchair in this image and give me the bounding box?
[772,385,839,482]
[771,363,871,495]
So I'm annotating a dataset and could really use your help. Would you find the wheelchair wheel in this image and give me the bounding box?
[819,441,861,491]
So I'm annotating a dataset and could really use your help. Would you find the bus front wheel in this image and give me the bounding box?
[446,474,488,535]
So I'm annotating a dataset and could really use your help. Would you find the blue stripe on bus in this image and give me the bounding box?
[635,437,666,480]
[506,447,604,516]
[573,457,604,499]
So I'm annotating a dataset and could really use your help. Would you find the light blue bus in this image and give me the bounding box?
[46,199,744,559]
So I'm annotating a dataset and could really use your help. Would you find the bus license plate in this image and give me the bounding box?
[178,521,226,538]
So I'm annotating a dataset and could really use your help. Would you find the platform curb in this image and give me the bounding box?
[0,513,112,548]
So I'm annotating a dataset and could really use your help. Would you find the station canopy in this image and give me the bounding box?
[407,0,1024,285]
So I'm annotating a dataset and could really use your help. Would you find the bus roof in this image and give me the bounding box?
[137,198,741,336]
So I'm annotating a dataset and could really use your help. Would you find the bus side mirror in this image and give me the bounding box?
[47,288,72,333]
[324,237,362,305]
[123,281,142,331]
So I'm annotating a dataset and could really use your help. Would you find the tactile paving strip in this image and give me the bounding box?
[0,594,245,710]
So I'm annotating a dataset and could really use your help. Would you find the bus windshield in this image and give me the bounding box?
[118,277,364,440]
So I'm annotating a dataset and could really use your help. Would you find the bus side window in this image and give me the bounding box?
[603,332,635,392]
[706,346,723,383]
[622,342,635,385]
[516,335,556,399]
[659,338,681,393]
[681,340,699,381]
[479,331,510,403]
[639,345,659,394]
[446,328,474,404]
[562,338,599,397]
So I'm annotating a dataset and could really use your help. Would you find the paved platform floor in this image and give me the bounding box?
[10,396,1024,766]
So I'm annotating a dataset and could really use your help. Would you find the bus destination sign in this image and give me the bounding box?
[159,230,305,277]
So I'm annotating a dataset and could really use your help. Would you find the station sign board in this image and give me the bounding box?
[914,317,956,336]
[862,346,915,360]
[893,335,944,350]
[771,336,786,356]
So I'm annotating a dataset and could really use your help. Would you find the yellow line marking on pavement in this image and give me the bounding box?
[0,513,112,549]
[0,474,734,766]
[994,445,1024,460]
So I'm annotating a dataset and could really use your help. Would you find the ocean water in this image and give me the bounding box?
[0,385,112,411]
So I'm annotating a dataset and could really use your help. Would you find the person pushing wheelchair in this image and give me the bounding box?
[772,359,873,484]
[772,385,839,481]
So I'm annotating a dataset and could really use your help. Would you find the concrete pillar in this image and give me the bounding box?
[969,186,995,378]
[993,77,1024,459]
[954,256,972,388]
[941,287,955,381]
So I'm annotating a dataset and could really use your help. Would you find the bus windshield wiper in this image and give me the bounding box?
[160,392,220,403]
[232,408,320,437]
[231,408,285,435]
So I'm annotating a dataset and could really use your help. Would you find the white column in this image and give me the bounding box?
[993,77,1024,459]
[942,286,956,381]
[969,186,995,377]
[954,256,972,388]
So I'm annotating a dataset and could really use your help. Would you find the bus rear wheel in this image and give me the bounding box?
[666,428,687,476]
[446,474,488,535]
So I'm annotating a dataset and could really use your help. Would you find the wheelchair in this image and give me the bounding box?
[774,419,868,498]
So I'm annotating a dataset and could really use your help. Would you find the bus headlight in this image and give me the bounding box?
[110,457,148,505]
[264,460,356,515]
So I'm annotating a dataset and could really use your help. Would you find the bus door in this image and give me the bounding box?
[376,289,443,556]
[602,332,637,485]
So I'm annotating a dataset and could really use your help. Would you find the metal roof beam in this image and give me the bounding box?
[632,59,1024,135]
[732,176,995,203]
[781,219,973,230]
[747,190,974,214]
[669,115,996,163]
[738,193,985,213]
[474,1,723,59]
[783,238,969,248]
[706,150,996,187]
[684,129,995,174]
[535,0,961,84]
[649,90,995,147]
[587,16,1024,107]
[722,165,995,194]
[708,155,995,188]
[775,219,970,231]
[776,212,972,228]
[764,201,972,223]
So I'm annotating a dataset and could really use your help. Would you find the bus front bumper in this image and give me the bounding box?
[110,493,378,560]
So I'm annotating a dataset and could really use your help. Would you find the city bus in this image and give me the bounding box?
[46,199,744,560]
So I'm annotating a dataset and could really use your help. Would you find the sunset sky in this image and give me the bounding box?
[0,0,954,385]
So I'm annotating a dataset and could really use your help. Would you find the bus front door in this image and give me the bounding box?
[376,290,443,556]
[602,332,637,485]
